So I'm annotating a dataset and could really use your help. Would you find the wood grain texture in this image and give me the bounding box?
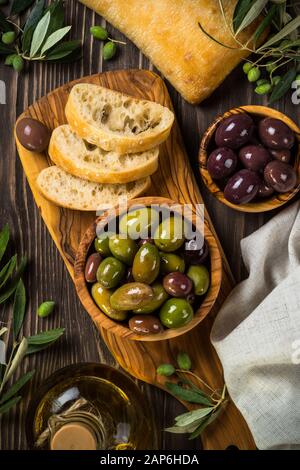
[0,0,299,451]
[199,106,300,213]
[74,196,222,342]
[16,69,254,449]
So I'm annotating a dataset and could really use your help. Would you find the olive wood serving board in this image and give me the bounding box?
[15,69,255,450]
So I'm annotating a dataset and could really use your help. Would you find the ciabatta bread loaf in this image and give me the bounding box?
[79,0,260,104]
[65,84,174,153]
[49,125,159,183]
[36,166,150,211]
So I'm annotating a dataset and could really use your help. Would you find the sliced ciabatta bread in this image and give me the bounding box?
[49,125,159,184]
[65,84,174,154]
[36,166,150,211]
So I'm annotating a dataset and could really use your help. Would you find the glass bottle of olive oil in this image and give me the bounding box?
[26,363,153,450]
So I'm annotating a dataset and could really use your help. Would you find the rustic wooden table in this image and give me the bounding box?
[0,1,299,450]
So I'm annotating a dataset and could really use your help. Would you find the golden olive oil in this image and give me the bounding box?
[26,363,153,450]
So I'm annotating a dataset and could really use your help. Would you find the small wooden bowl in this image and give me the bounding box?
[74,196,222,342]
[199,106,300,213]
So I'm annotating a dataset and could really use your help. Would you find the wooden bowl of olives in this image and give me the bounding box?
[199,106,300,213]
[74,197,222,341]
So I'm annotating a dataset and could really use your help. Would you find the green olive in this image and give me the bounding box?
[119,207,159,239]
[132,282,169,314]
[247,67,261,83]
[96,256,125,288]
[94,231,114,257]
[12,55,24,72]
[154,216,186,252]
[156,364,175,376]
[91,283,127,321]
[2,31,16,45]
[108,235,138,265]
[103,41,117,60]
[159,299,193,329]
[177,352,192,371]
[187,265,210,296]
[132,242,160,284]
[90,25,108,41]
[110,282,154,311]
[160,252,185,274]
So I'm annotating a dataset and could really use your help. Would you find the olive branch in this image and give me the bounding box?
[0,224,65,415]
[199,0,300,102]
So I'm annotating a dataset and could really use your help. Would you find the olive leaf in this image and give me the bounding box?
[252,4,278,45]
[30,10,50,57]
[46,39,81,61]
[0,396,21,415]
[26,327,65,354]
[269,67,297,103]
[0,327,8,339]
[165,382,213,406]
[50,45,82,63]
[174,407,213,427]
[0,256,27,305]
[165,418,206,434]
[233,0,256,32]
[258,15,300,50]
[40,25,71,55]
[45,0,64,37]
[2,338,28,386]
[11,0,35,16]
[0,255,17,290]
[13,279,26,339]
[0,224,9,264]
[0,370,35,405]
[188,414,213,440]
[189,405,224,440]
[22,0,45,53]
[235,0,269,36]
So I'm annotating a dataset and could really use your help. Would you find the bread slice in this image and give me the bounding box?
[49,125,159,184]
[65,84,174,154]
[36,166,150,211]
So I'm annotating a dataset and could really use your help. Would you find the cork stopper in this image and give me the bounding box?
[50,422,97,450]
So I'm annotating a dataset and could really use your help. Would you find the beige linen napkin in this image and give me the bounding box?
[211,200,300,450]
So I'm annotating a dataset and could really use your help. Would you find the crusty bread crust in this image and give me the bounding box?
[65,84,174,154]
[49,125,159,184]
[80,0,260,104]
[36,166,151,211]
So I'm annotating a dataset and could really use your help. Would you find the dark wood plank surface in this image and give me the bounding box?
[0,1,299,450]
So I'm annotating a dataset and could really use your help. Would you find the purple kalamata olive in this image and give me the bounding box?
[224,169,260,205]
[215,114,254,149]
[184,239,209,265]
[129,315,163,335]
[258,118,295,150]
[264,161,297,193]
[207,147,237,180]
[163,272,193,297]
[85,253,102,283]
[239,145,271,172]
[16,117,51,152]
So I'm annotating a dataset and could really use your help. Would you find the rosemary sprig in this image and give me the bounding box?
[157,353,228,439]
[0,0,81,72]
[0,224,65,415]
[199,0,300,102]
